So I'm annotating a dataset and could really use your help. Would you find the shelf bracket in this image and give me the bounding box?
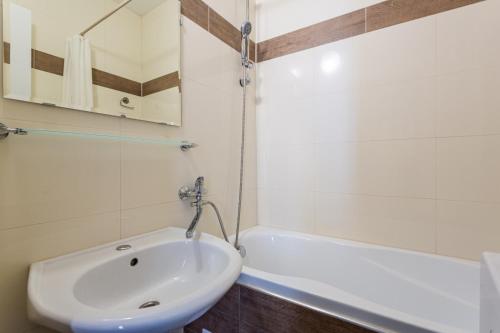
[0,122,28,139]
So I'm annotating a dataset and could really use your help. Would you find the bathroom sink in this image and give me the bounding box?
[27,227,242,333]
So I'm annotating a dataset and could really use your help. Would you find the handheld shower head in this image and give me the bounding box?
[241,20,252,37]
[241,20,252,70]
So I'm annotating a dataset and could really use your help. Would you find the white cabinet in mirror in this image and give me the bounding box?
[2,0,182,126]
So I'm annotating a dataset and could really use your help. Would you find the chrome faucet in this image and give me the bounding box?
[179,177,229,242]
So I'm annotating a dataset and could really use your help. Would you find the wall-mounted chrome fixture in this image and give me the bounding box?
[0,122,28,139]
[179,177,229,243]
[120,97,135,110]
[239,19,253,88]
[180,141,198,151]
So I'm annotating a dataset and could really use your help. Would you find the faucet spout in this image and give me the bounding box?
[186,203,203,239]
[185,177,205,239]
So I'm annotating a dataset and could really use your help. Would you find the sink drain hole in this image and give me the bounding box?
[139,300,160,309]
[130,258,138,266]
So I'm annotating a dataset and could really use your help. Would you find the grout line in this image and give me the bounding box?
[0,209,122,233]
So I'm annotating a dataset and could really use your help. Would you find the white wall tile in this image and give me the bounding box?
[257,0,499,260]
[316,193,436,253]
[437,0,500,75]
[437,200,500,260]
[360,16,437,85]
[258,189,315,233]
[256,0,368,42]
[311,36,364,95]
[316,139,436,198]
[256,97,313,146]
[257,49,314,101]
[314,77,437,143]
[259,144,314,191]
[437,135,500,203]
[437,67,500,137]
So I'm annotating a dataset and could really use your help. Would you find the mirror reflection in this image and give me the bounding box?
[3,0,182,126]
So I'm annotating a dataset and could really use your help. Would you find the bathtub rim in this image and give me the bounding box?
[236,226,479,333]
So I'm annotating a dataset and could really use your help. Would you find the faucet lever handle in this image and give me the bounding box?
[178,177,208,201]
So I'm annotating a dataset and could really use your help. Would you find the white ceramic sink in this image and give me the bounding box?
[27,227,242,333]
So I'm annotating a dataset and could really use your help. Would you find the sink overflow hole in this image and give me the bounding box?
[130,258,138,266]
[139,300,160,309]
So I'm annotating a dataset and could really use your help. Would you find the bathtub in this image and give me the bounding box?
[236,227,479,333]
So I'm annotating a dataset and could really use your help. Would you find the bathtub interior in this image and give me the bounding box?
[239,227,479,333]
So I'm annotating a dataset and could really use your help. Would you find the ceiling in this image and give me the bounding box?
[115,0,167,16]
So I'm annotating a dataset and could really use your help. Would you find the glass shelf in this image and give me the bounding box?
[0,122,197,150]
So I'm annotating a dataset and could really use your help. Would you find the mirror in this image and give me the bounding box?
[2,0,182,126]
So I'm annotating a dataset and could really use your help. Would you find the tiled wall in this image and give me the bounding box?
[0,0,257,331]
[256,0,500,260]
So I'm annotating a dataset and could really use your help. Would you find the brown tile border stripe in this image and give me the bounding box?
[366,0,484,31]
[3,42,179,96]
[33,49,64,76]
[3,41,10,64]
[209,8,242,53]
[143,71,180,96]
[181,0,209,31]
[92,68,142,96]
[181,0,256,62]
[258,9,365,63]
[257,0,484,62]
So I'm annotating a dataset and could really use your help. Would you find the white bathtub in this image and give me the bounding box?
[236,227,479,333]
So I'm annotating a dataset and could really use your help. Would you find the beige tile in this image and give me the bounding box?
[314,77,437,143]
[255,97,314,146]
[360,15,437,85]
[437,67,500,137]
[316,193,436,253]
[0,212,120,333]
[121,79,233,209]
[223,188,257,235]
[259,144,314,191]
[0,120,121,230]
[437,200,500,260]
[120,140,193,209]
[437,135,500,202]
[437,0,500,75]
[311,35,364,95]
[181,18,240,95]
[256,49,315,102]
[257,189,315,233]
[121,201,192,238]
[316,139,436,199]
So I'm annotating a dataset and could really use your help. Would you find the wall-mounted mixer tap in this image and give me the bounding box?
[179,177,229,242]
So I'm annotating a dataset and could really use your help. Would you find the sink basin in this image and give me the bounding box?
[27,227,242,333]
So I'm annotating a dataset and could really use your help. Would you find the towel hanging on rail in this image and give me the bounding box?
[61,35,93,112]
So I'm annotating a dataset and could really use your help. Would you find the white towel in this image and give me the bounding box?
[61,35,93,111]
